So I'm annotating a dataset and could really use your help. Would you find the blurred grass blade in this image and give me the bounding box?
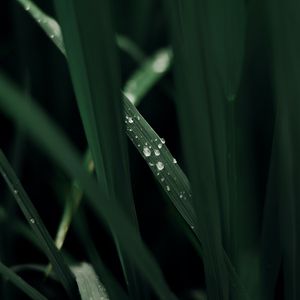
[71,263,109,300]
[267,0,300,298]
[0,150,79,299]
[16,0,144,61]
[124,48,173,106]
[53,0,145,298]
[164,1,246,299]
[16,0,65,54]
[0,73,177,300]
[0,261,48,300]
[73,210,129,300]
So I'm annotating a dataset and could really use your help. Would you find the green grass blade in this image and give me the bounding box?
[0,150,79,299]
[267,1,300,298]
[71,263,109,300]
[73,210,129,300]
[52,0,144,298]
[0,73,177,300]
[124,48,172,106]
[16,0,144,62]
[0,261,48,300]
[163,1,246,299]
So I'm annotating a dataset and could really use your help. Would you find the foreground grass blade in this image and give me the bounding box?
[53,0,145,298]
[71,263,109,300]
[0,150,79,299]
[0,73,177,300]
[0,261,47,300]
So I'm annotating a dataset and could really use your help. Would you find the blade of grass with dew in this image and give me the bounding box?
[0,73,178,300]
[164,1,246,299]
[0,150,79,299]
[0,261,48,300]
[71,263,109,300]
[53,46,173,253]
[53,0,146,298]
[266,1,300,299]
[16,0,144,62]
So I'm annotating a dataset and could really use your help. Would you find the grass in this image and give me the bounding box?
[0,0,297,299]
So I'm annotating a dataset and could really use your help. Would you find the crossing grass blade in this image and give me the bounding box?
[71,263,109,300]
[0,150,79,299]
[0,73,178,300]
[0,261,48,300]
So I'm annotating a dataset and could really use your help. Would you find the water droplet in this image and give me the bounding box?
[154,149,160,156]
[149,162,154,167]
[191,225,195,230]
[180,194,183,199]
[30,218,35,224]
[128,117,133,124]
[13,189,18,195]
[166,185,170,191]
[158,143,162,149]
[156,161,164,171]
[161,177,165,182]
[137,116,141,120]
[173,158,177,164]
[37,18,41,23]
[135,135,138,139]
[50,34,55,39]
[137,144,141,147]
[25,5,30,11]
[143,147,151,157]
[161,138,166,144]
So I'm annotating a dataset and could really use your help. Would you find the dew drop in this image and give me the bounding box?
[128,117,133,124]
[158,143,162,149]
[25,5,30,11]
[149,162,154,167]
[156,161,164,171]
[154,149,160,156]
[180,194,183,199]
[137,116,141,121]
[161,177,165,182]
[135,135,138,139]
[50,34,55,39]
[166,185,170,191]
[143,147,151,157]
[161,138,166,144]
[13,189,18,195]
[173,158,177,164]
[191,225,195,230]
[30,218,35,224]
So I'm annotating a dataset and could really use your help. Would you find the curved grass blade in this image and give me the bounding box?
[0,73,177,300]
[0,261,48,300]
[16,0,144,62]
[0,150,79,299]
[71,263,109,300]
[124,48,173,106]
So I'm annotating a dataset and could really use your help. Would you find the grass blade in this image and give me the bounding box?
[0,150,79,299]
[71,263,109,300]
[52,0,145,298]
[0,261,48,300]
[0,73,177,300]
